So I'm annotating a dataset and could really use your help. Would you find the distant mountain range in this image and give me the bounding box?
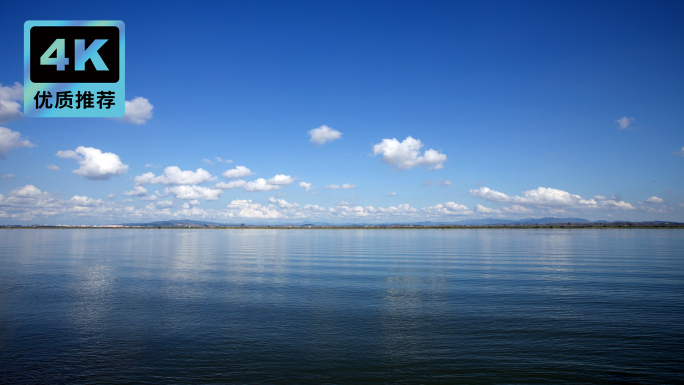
[117,217,681,227]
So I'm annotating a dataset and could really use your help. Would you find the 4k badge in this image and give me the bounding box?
[24,20,125,118]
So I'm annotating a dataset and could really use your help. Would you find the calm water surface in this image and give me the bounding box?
[0,229,682,384]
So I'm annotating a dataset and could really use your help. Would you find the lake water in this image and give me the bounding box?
[1,229,682,384]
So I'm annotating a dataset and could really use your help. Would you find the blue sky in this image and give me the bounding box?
[1,1,683,224]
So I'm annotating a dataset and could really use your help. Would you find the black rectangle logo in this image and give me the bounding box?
[30,26,120,83]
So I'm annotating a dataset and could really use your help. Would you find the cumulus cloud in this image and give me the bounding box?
[0,83,23,124]
[303,204,325,212]
[124,185,148,197]
[267,174,294,185]
[134,166,216,186]
[56,146,128,180]
[165,185,222,200]
[671,147,684,157]
[372,136,446,170]
[329,203,420,218]
[0,127,34,159]
[145,163,160,168]
[156,200,173,208]
[440,180,453,186]
[502,205,533,214]
[268,197,300,208]
[469,186,634,210]
[226,199,283,218]
[222,166,253,179]
[120,97,153,124]
[10,184,42,197]
[215,180,247,190]
[0,184,136,221]
[299,181,313,192]
[182,200,200,209]
[46,164,59,171]
[107,193,117,199]
[646,196,664,204]
[244,178,280,192]
[475,204,501,214]
[202,158,214,165]
[387,192,397,196]
[308,125,342,145]
[616,116,634,129]
[325,183,355,190]
[423,202,473,215]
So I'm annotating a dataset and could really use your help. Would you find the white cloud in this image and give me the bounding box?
[222,165,253,179]
[156,200,173,208]
[46,164,59,171]
[215,180,247,190]
[107,193,117,199]
[308,125,342,145]
[267,174,294,185]
[0,184,137,221]
[244,178,280,192]
[423,202,473,216]
[475,204,501,214]
[502,205,533,214]
[372,136,446,170]
[601,200,635,210]
[182,200,200,209]
[470,186,634,211]
[120,97,153,125]
[56,146,128,180]
[469,187,510,202]
[0,127,34,159]
[325,183,355,190]
[140,195,159,201]
[9,185,42,197]
[324,202,424,219]
[387,192,397,196]
[165,185,223,200]
[134,166,216,186]
[646,196,664,204]
[124,185,148,197]
[0,83,23,124]
[268,197,299,208]
[145,163,159,168]
[226,199,283,218]
[202,158,214,165]
[593,195,606,200]
[671,147,684,157]
[2,174,14,179]
[303,204,325,211]
[215,157,232,164]
[70,195,105,207]
[299,181,313,192]
[440,180,453,186]
[616,116,634,129]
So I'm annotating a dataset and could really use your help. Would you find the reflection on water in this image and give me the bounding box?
[0,229,683,384]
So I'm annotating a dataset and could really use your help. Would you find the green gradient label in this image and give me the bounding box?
[24,20,125,118]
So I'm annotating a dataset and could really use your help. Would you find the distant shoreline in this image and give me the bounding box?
[2,225,683,230]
